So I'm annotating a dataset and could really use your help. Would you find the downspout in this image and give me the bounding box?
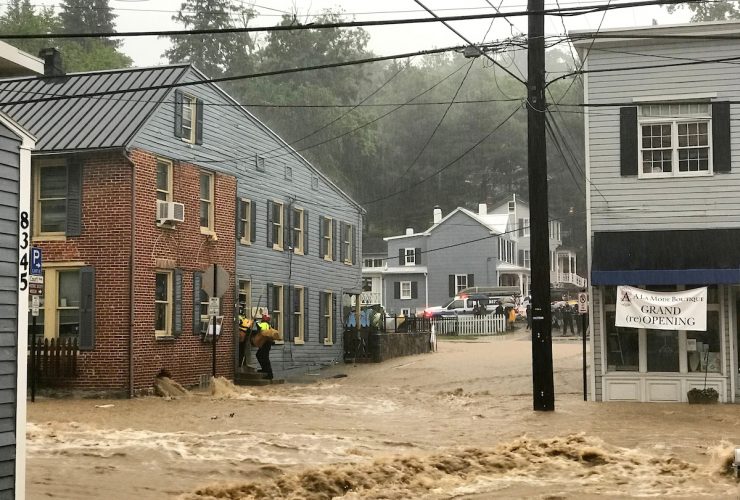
[123,148,136,398]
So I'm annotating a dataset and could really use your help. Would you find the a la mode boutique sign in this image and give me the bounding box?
[615,286,707,331]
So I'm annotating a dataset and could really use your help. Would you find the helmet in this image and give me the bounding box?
[261,313,270,322]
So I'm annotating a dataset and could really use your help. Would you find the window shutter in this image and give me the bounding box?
[195,98,204,145]
[332,219,338,261]
[467,274,474,288]
[236,198,244,240]
[266,284,273,317]
[172,269,183,336]
[304,288,309,342]
[620,106,638,176]
[266,200,273,247]
[411,281,418,299]
[332,295,338,342]
[394,281,400,299]
[713,101,731,173]
[518,249,524,266]
[193,272,202,335]
[318,217,324,258]
[285,286,292,340]
[339,223,346,262]
[319,292,326,342]
[250,201,256,243]
[174,90,183,138]
[414,248,421,265]
[352,225,357,265]
[303,211,309,255]
[448,275,455,297]
[66,158,82,237]
[398,248,404,265]
[284,205,291,250]
[78,266,95,350]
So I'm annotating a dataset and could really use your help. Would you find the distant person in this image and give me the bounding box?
[525,304,532,330]
[254,313,274,379]
[495,301,504,316]
[238,315,252,367]
[552,305,562,332]
[563,304,575,335]
[507,306,516,330]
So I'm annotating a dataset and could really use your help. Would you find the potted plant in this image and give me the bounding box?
[687,387,719,404]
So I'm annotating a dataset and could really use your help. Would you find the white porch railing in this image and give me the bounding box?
[551,272,587,288]
[360,291,382,305]
[431,315,507,336]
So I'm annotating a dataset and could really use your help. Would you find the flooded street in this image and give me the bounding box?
[27,333,740,499]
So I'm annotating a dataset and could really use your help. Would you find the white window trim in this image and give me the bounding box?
[199,171,215,235]
[404,248,415,266]
[322,216,333,261]
[293,207,304,255]
[156,158,173,203]
[272,200,284,251]
[343,223,354,265]
[239,198,251,245]
[154,270,173,338]
[238,279,251,318]
[34,162,67,238]
[455,274,468,294]
[323,291,333,345]
[638,107,713,179]
[293,286,305,344]
[400,281,412,300]
[181,93,197,144]
[272,284,284,345]
[35,266,81,340]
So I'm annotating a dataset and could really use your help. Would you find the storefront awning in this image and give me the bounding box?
[592,229,740,285]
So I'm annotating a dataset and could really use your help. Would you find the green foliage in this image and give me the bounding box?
[0,0,58,56]
[59,0,119,47]
[666,1,740,21]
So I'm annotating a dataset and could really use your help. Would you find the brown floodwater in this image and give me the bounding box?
[26,332,740,499]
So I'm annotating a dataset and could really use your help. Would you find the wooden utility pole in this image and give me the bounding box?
[527,0,554,411]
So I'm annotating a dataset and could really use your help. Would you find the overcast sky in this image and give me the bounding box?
[40,0,693,67]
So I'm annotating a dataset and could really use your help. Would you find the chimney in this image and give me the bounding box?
[38,48,65,77]
[405,227,414,236]
[478,203,487,216]
[433,206,442,224]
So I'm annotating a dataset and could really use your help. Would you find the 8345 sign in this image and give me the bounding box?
[18,211,29,291]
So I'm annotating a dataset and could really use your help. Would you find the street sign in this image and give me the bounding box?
[29,283,43,296]
[578,292,588,314]
[30,247,42,276]
[207,297,220,317]
[31,295,39,316]
[29,275,43,284]
[201,264,230,298]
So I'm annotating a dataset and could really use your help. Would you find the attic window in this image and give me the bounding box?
[285,165,293,180]
[174,90,203,144]
[311,176,319,190]
[255,155,266,172]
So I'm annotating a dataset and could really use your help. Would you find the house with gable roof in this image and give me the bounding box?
[3,49,363,393]
[363,195,583,314]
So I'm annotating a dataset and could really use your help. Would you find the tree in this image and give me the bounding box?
[667,1,740,21]
[0,0,58,56]
[59,0,120,47]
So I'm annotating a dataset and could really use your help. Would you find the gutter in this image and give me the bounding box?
[122,147,136,398]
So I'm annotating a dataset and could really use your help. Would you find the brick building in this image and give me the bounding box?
[4,54,363,393]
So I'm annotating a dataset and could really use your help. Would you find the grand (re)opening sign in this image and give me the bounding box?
[615,286,707,331]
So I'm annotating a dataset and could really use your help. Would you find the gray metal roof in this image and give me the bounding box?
[0,64,189,152]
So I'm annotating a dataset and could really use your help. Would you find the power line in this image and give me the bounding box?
[0,0,699,40]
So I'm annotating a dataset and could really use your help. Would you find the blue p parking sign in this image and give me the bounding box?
[30,247,42,276]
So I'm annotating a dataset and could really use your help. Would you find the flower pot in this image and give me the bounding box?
[687,388,719,404]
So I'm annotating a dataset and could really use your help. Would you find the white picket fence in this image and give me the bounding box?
[431,315,508,336]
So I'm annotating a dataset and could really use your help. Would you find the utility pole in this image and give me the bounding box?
[527,0,554,411]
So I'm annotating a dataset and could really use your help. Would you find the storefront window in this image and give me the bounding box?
[646,329,679,372]
[686,310,720,373]
[605,311,638,371]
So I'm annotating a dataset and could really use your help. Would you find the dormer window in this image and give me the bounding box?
[174,90,203,144]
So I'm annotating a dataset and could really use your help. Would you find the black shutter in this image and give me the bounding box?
[339,223,346,262]
[332,219,338,261]
[303,211,309,255]
[448,275,455,297]
[78,266,95,350]
[398,248,404,265]
[266,200,273,247]
[411,281,418,299]
[352,225,357,265]
[284,205,291,250]
[319,217,324,258]
[414,247,421,265]
[620,106,638,176]
[332,294,338,343]
[173,268,183,336]
[174,90,183,138]
[394,281,400,299]
[250,200,256,243]
[713,101,731,173]
[66,158,82,237]
[193,272,202,335]
[284,286,292,340]
[195,98,204,145]
[266,284,273,317]
[319,292,326,342]
[304,288,309,342]
[467,274,474,288]
[236,198,244,240]
[518,249,524,267]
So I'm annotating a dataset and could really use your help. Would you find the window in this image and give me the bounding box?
[270,284,284,336]
[364,258,384,268]
[293,287,304,343]
[400,281,412,300]
[321,216,333,260]
[498,239,516,264]
[155,271,172,337]
[199,172,214,232]
[311,176,319,190]
[238,279,251,317]
[255,155,265,172]
[35,164,67,235]
[342,223,355,264]
[156,159,172,202]
[455,274,468,294]
[293,207,304,254]
[285,165,293,180]
[174,91,201,143]
[548,221,561,241]
[271,201,284,250]
[321,291,333,345]
[523,250,531,269]
[404,248,416,266]
[639,103,712,177]
[508,201,515,212]
[239,198,252,244]
[518,218,530,237]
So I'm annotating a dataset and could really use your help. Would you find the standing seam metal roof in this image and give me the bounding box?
[0,64,190,152]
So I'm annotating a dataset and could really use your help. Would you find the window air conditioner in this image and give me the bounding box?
[157,200,185,225]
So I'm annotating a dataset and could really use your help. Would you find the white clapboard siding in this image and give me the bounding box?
[432,316,507,336]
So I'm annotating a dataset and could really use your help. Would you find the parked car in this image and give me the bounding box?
[423,293,496,318]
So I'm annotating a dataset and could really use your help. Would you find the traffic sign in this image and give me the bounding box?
[578,292,588,314]
[30,247,42,276]
[207,297,220,317]
[31,295,39,316]
[201,264,230,298]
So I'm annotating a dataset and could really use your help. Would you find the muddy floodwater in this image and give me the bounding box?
[27,332,740,499]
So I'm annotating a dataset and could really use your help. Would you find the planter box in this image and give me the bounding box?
[687,388,719,404]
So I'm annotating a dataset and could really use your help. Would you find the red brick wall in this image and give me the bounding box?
[33,149,237,393]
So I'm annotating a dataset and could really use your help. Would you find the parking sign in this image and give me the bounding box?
[30,247,42,276]
[578,292,588,314]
